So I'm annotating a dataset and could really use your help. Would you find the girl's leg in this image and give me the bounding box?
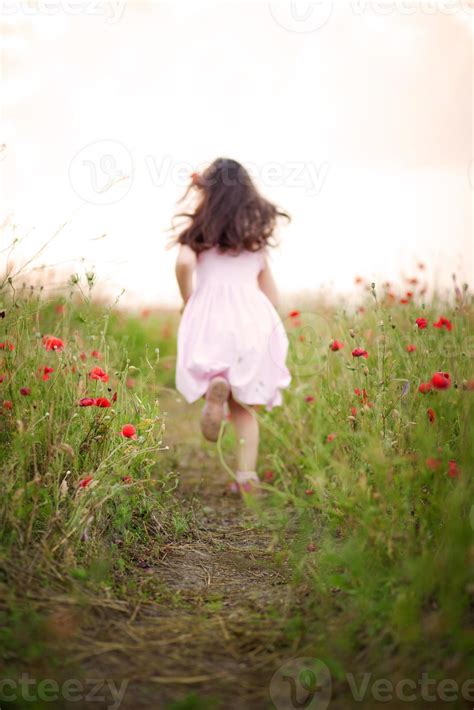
[228,396,259,475]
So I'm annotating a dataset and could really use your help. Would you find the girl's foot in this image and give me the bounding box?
[227,470,261,496]
[200,377,230,442]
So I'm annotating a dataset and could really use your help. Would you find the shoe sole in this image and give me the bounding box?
[201,377,230,442]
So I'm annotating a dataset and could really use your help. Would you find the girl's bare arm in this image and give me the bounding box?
[175,245,196,304]
[258,256,279,308]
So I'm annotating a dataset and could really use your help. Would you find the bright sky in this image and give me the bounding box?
[1,1,472,305]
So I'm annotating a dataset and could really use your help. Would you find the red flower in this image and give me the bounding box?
[289,310,300,319]
[305,488,315,496]
[405,291,414,299]
[307,543,317,552]
[0,341,14,351]
[112,392,118,403]
[326,433,336,442]
[433,316,452,331]
[426,457,441,471]
[43,335,64,351]
[79,352,87,362]
[304,395,315,403]
[79,398,95,407]
[79,476,93,489]
[418,382,431,394]
[3,400,13,410]
[415,318,428,329]
[263,470,274,482]
[41,366,55,382]
[20,387,31,396]
[352,348,368,359]
[121,424,137,440]
[0,375,5,383]
[427,408,436,423]
[91,350,102,359]
[89,366,109,383]
[126,378,136,389]
[354,276,363,285]
[55,304,65,315]
[447,460,459,478]
[122,476,133,484]
[330,339,344,351]
[400,298,410,304]
[95,397,111,408]
[406,344,416,353]
[350,406,357,417]
[431,372,451,390]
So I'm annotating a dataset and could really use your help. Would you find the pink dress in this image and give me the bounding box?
[176,247,291,409]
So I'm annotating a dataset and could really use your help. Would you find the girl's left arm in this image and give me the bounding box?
[175,245,197,304]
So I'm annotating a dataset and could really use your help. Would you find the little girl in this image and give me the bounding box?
[174,158,291,492]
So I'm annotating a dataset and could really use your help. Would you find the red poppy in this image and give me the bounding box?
[43,335,64,351]
[0,342,14,351]
[79,476,93,489]
[405,291,414,299]
[263,470,274,481]
[91,350,102,359]
[406,344,416,353]
[0,375,5,383]
[427,408,436,423]
[352,348,368,359]
[3,400,13,410]
[330,340,344,351]
[326,433,336,442]
[426,457,441,471]
[79,352,87,362]
[350,406,357,417]
[141,308,151,318]
[95,397,111,408]
[122,476,133,484]
[433,316,452,331]
[418,382,431,394]
[112,392,117,403]
[447,460,459,478]
[400,298,410,305]
[289,310,300,319]
[121,424,137,440]
[431,372,451,390]
[305,488,315,496]
[55,304,65,315]
[41,366,55,382]
[358,307,366,314]
[415,318,428,329]
[79,397,95,407]
[20,387,31,396]
[305,395,315,403]
[89,366,109,383]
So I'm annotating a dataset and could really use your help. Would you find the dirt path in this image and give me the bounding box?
[72,393,300,710]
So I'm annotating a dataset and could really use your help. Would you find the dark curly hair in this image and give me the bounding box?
[173,158,290,255]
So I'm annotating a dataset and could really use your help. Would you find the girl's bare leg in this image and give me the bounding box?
[228,396,259,474]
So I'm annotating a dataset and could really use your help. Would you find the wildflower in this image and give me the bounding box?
[121,424,137,440]
[350,406,357,417]
[415,318,428,329]
[112,392,117,403]
[289,310,300,319]
[304,395,315,403]
[406,291,414,299]
[41,366,55,381]
[289,310,301,326]
[326,433,336,442]
[400,298,410,305]
[122,476,133,484]
[418,382,431,394]
[78,476,93,489]
[43,335,64,351]
[307,543,317,552]
[426,457,441,470]
[0,342,14,351]
[352,348,368,359]
[0,375,5,383]
[89,366,109,383]
[263,470,274,481]
[305,489,315,496]
[20,387,31,396]
[406,344,416,353]
[431,372,451,390]
[126,378,136,389]
[433,316,452,331]
[447,460,459,478]
[79,398,95,407]
[329,339,344,351]
[427,408,436,423]
[141,308,151,318]
[3,400,13,410]
[91,350,102,359]
[55,304,65,315]
[79,352,87,362]
[95,397,111,408]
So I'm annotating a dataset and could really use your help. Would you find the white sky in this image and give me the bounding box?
[1,1,472,305]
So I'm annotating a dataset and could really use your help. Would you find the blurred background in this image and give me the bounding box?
[1,0,472,305]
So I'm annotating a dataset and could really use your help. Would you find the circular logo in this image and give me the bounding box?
[270,310,334,379]
[268,1,333,33]
[270,657,332,710]
[69,139,133,205]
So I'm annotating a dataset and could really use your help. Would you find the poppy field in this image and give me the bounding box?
[0,270,472,708]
